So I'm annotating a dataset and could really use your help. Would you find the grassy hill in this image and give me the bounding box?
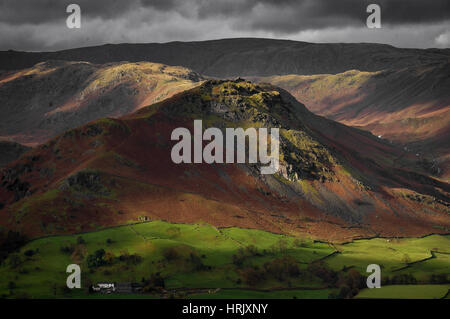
[0,220,448,299]
[0,61,203,146]
[0,80,448,244]
[252,62,450,180]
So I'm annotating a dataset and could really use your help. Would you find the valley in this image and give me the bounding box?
[0,220,448,299]
[0,38,448,300]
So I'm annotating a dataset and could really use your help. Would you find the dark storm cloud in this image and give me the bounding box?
[0,0,448,50]
[1,0,448,26]
[195,0,450,32]
[0,0,142,24]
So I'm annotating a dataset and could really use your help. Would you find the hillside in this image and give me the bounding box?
[0,141,30,168]
[251,62,450,179]
[0,80,448,243]
[0,220,448,299]
[0,61,203,146]
[1,38,449,77]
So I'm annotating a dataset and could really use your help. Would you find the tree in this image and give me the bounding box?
[347,269,365,289]
[60,244,75,254]
[263,256,300,281]
[142,273,165,292]
[245,245,259,256]
[307,261,338,287]
[232,248,246,267]
[241,267,265,286]
[189,253,206,271]
[86,249,106,268]
[24,249,36,257]
[104,251,116,265]
[337,285,351,299]
[162,247,179,262]
[0,230,27,262]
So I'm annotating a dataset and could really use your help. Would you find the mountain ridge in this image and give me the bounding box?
[250,61,450,179]
[2,38,449,77]
[0,60,203,146]
[1,79,448,242]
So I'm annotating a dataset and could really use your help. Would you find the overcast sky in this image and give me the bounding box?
[0,0,449,51]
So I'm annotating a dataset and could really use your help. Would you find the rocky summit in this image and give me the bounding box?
[0,79,448,242]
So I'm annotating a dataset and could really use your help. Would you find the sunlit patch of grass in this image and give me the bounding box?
[356,284,450,299]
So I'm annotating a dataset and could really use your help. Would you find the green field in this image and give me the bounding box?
[189,289,332,299]
[0,221,448,299]
[326,236,450,278]
[356,285,450,299]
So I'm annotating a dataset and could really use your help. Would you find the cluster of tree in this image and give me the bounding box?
[307,261,339,287]
[382,274,417,285]
[0,230,27,262]
[4,247,39,270]
[429,274,448,284]
[60,236,86,254]
[240,266,265,286]
[141,273,165,293]
[162,246,208,271]
[269,240,289,254]
[23,249,37,257]
[240,256,301,285]
[60,244,76,254]
[188,252,208,271]
[86,249,142,268]
[293,238,311,248]
[87,249,110,268]
[232,245,261,267]
[332,269,366,299]
[162,246,180,262]
[308,261,365,299]
[119,250,143,265]
[263,256,300,281]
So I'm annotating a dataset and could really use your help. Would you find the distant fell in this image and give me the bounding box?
[1,38,449,77]
[0,60,203,145]
[1,79,448,241]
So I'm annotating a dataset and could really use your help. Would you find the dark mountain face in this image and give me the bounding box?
[1,38,449,77]
[0,141,30,168]
[251,62,450,178]
[0,80,448,241]
[0,60,203,146]
[1,38,448,183]
[0,39,448,242]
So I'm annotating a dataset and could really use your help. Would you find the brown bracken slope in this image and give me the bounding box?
[0,80,448,243]
[252,62,450,180]
[0,60,203,146]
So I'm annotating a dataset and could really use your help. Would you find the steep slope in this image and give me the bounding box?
[1,38,449,77]
[0,80,448,243]
[0,61,203,146]
[251,62,450,179]
[0,141,30,168]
